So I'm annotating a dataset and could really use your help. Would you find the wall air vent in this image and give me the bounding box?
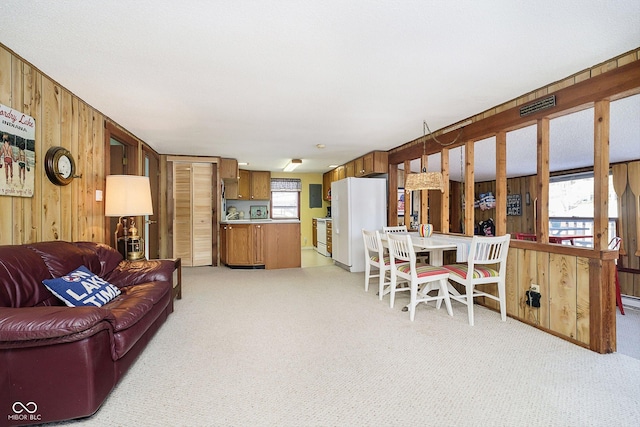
[519,95,556,117]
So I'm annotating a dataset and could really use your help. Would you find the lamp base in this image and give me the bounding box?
[117,236,146,261]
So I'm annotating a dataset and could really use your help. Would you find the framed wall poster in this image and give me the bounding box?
[507,194,522,216]
[397,188,405,216]
[0,104,36,197]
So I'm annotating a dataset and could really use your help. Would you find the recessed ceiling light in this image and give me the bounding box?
[238,162,249,166]
[316,144,326,149]
[328,164,339,168]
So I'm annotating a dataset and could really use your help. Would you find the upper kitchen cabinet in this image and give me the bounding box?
[220,158,239,181]
[237,169,250,199]
[322,151,388,201]
[322,170,332,201]
[250,171,271,200]
[345,160,356,178]
[333,165,345,182]
[226,169,271,200]
[355,151,388,177]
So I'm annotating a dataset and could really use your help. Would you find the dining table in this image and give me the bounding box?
[379,232,471,264]
[379,232,470,304]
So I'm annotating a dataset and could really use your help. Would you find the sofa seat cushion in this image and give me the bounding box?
[106,282,171,359]
[105,259,175,288]
[106,282,171,332]
[107,295,154,333]
[0,306,113,342]
[121,281,171,305]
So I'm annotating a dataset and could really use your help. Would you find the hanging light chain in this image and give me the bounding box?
[423,120,464,147]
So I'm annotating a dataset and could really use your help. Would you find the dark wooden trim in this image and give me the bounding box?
[619,267,640,274]
[387,163,398,226]
[104,120,140,173]
[172,258,182,300]
[103,120,143,245]
[388,60,640,164]
[589,258,616,354]
[510,239,620,260]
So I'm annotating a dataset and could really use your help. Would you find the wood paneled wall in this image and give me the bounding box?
[616,160,640,297]
[505,243,618,352]
[0,44,147,246]
[474,166,639,299]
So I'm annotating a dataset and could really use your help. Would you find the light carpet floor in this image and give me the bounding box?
[617,306,640,360]
[50,264,640,426]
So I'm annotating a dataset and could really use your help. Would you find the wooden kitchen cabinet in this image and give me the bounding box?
[322,171,332,201]
[264,223,301,269]
[252,223,265,265]
[220,222,299,269]
[345,160,355,178]
[312,218,318,247]
[354,156,364,177]
[227,169,271,200]
[356,151,388,177]
[237,169,250,199]
[220,223,263,266]
[250,171,271,200]
[326,220,332,255]
[220,158,239,181]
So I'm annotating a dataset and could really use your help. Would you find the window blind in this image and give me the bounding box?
[271,178,301,192]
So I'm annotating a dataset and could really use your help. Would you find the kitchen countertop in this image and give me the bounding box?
[314,217,332,221]
[220,219,301,224]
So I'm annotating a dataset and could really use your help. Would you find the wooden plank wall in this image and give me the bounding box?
[0,44,157,246]
[473,177,537,233]
[0,45,107,245]
[617,161,640,297]
[507,247,592,347]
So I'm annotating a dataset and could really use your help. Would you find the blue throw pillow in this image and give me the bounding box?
[43,265,121,307]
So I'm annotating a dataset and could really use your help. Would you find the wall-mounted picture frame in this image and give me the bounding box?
[397,188,405,216]
[0,104,36,198]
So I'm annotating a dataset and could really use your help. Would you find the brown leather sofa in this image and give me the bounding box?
[0,241,175,426]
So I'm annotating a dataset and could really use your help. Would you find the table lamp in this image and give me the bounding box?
[105,175,153,261]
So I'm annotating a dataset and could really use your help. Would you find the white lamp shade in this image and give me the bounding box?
[105,175,154,217]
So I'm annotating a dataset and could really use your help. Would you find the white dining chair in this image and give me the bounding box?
[386,233,453,321]
[362,229,408,300]
[443,234,511,326]
[383,225,430,263]
[383,225,408,234]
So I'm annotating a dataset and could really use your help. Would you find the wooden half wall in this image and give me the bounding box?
[506,241,617,353]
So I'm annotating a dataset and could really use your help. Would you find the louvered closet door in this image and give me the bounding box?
[173,163,194,265]
[191,163,213,266]
[173,162,213,266]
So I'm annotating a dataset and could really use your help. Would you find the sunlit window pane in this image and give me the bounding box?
[271,191,299,219]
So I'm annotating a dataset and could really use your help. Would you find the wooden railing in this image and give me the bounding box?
[548,217,617,248]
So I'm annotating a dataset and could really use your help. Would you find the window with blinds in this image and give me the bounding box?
[271,178,301,219]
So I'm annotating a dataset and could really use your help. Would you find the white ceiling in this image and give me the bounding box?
[0,1,639,175]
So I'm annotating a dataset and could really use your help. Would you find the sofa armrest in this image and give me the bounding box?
[0,306,114,342]
[105,259,175,288]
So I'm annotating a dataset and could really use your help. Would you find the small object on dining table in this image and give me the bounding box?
[418,224,433,237]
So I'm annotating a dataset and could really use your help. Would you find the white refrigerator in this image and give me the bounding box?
[331,177,387,272]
